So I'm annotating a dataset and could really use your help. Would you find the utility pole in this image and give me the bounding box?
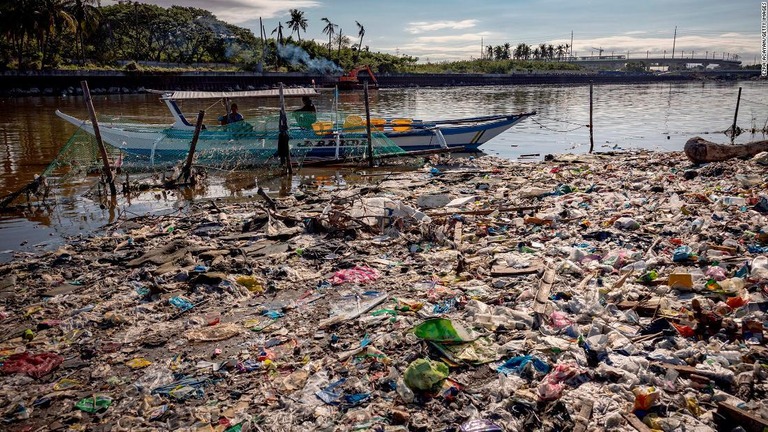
[570,30,574,59]
[481,37,483,59]
[671,26,677,58]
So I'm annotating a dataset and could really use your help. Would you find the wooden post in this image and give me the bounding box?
[80,80,116,195]
[364,81,373,167]
[589,81,594,153]
[181,110,205,182]
[730,86,742,142]
[277,83,292,174]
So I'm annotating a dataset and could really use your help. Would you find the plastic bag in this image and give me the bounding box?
[403,358,449,391]
[2,352,63,379]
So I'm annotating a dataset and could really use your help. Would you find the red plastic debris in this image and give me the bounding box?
[2,352,63,379]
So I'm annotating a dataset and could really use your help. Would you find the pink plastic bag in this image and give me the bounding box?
[330,266,380,285]
[2,352,63,379]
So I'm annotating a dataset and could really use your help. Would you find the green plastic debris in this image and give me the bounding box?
[403,358,449,391]
[412,318,476,343]
[75,395,113,413]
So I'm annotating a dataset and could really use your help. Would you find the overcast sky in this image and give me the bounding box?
[110,0,764,64]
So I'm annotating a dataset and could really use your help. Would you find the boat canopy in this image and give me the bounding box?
[147,88,320,100]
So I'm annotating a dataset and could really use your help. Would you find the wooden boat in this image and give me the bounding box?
[55,88,535,166]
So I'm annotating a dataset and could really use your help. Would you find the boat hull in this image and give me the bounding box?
[55,110,533,166]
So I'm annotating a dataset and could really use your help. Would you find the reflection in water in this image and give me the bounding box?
[1,81,766,259]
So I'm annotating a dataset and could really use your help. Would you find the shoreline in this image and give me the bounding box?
[0,69,760,97]
[1,149,767,429]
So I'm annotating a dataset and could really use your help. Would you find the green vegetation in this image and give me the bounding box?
[0,1,580,75]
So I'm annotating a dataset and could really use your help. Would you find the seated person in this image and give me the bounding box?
[219,103,244,125]
[292,96,317,129]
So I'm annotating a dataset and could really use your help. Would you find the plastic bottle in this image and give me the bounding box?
[722,196,747,206]
[396,377,415,403]
[620,260,647,273]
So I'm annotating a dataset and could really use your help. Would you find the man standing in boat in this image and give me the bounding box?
[292,96,317,129]
[219,103,244,125]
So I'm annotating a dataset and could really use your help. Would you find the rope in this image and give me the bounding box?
[739,97,768,108]
[530,117,586,133]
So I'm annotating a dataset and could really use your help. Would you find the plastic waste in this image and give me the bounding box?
[460,419,503,432]
[496,355,550,376]
[633,386,659,411]
[169,296,194,311]
[403,358,449,391]
[2,352,63,379]
[75,395,113,413]
[412,318,477,343]
[330,265,380,285]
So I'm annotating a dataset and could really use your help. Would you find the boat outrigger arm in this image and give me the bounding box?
[146,88,321,131]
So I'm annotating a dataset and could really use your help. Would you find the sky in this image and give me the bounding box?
[107,0,764,65]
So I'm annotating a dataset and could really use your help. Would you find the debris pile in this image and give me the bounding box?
[1,150,768,431]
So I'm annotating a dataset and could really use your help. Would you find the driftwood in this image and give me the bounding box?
[684,136,768,164]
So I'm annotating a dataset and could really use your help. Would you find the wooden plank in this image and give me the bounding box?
[426,205,541,217]
[453,221,463,246]
[490,264,543,277]
[572,398,594,432]
[616,298,663,317]
[533,266,555,316]
[716,402,768,432]
[652,362,734,386]
[622,413,652,432]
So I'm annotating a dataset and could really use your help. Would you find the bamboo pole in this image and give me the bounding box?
[589,81,594,154]
[80,80,116,195]
[364,81,373,167]
[180,110,205,182]
[730,86,742,143]
[278,83,292,174]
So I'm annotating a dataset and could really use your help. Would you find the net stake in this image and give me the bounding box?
[180,110,205,182]
[80,80,116,195]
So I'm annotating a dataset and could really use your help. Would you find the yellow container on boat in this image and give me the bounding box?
[312,121,334,135]
[392,118,412,132]
[343,115,365,131]
[370,118,386,131]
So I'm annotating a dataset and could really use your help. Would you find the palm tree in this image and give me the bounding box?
[321,17,336,57]
[503,42,511,60]
[538,43,547,60]
[35,0,75,67]
[513,43,526,60]
[286,9,307,41]
[547,44,554,60]
[271,22,284,44]
[67,0,101,64]
[555,44,565,61]
[493,45,502,60]
[485,45,492,60]
[355,21,364,60]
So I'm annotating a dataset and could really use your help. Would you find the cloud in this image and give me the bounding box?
[406,20,478,34]
[109,0,320,23]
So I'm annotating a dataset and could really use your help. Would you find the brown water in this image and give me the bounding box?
[1,81,766,260]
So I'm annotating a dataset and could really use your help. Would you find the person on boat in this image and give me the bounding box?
[292,96,317,129]
[219,103,244,125]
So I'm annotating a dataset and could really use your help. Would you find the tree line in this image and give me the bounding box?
[0,1,577,74]
[484,42,571,61]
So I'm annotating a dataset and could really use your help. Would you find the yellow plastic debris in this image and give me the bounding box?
[125,357,152,369]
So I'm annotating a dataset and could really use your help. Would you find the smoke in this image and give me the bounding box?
[277,44,342,74]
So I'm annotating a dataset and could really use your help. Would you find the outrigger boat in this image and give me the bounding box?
[55,88,535,167]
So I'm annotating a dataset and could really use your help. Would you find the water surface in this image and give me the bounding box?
[1,81,766,259]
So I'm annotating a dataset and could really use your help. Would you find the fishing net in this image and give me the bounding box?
[1,110,408,208]
[46,111,406,173]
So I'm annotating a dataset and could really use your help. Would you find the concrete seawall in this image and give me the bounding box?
[0,69,758,96]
